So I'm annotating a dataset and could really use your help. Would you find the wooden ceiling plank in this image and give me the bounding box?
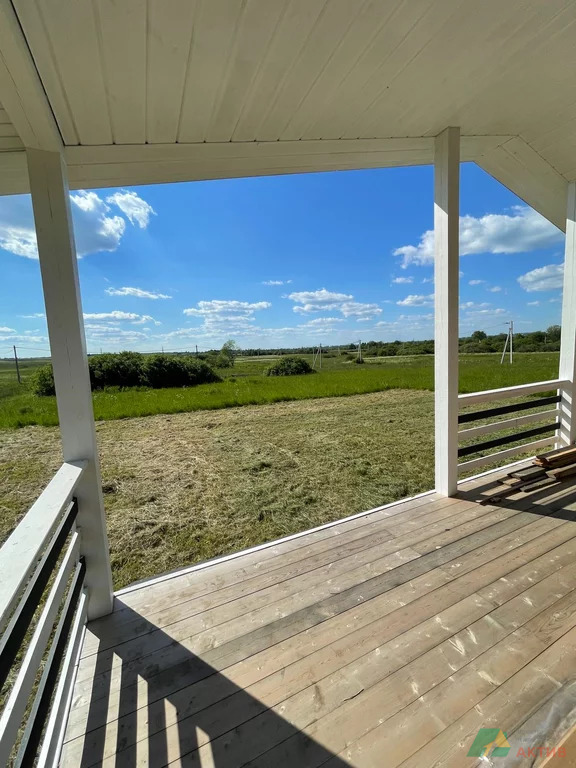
[177,0,245,143]
[206,0,286,143]
[147,0,197,144]
[96,0,147,145]
[232,0,326,142]
[256,0,365,141]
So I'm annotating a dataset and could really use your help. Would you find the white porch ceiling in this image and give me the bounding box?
[0,0,574,228]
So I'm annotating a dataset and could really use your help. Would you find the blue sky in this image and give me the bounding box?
[0,163,566,357]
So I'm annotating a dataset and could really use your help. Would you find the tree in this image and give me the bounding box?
[471,330,487,341]
[217,339,238,368]
[546,325,561,343]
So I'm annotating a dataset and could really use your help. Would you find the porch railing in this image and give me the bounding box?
[0,461,89,767]
[457,379,569,474]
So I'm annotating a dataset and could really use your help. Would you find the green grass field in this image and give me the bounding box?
[0,352,560,429]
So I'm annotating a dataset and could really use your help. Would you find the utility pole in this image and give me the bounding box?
[500,321,514,364]
[13,345,21,384]
[357,340,363,362]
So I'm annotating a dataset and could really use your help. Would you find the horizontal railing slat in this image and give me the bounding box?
[0,536,81,766]
[17,561,86,768]
[36,589,88,768]
[0,461,86,630]
[458,422,560,458]
[458,408,561,439]
[458,379,568,407]
[457,436,556,473]
[458,395,561,424]
[0,499,78,692]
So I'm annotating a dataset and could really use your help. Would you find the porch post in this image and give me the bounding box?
[434,127,460,496]
[26,149,113,619]
[558,181,576,446]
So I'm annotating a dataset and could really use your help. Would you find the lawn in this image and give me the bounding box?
[0,390,436,588]
[0,352,561,429]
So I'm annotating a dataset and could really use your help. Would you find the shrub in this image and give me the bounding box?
[143,355,220,388]
[31,364,55,396]
[265,356,314,377]
[89,351,144,389]
[353,357,365,364]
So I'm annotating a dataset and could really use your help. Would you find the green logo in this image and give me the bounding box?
[468,729,511,758]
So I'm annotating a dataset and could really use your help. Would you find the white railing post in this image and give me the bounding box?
[559,181,576,447]
[26,149,113,620]
[434,127,460,496]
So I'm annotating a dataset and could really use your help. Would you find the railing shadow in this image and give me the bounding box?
[457,472,576,522]
[71,605,353,768]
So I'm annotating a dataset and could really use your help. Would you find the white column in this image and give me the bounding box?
[26,149,113,620]
[434,127,460,496]
[558,181,576,446]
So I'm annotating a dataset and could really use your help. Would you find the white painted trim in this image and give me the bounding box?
[27,149,113,620]
[457,437,555,474]
[115,488,437,597]
[434,126,460,497]
[0,460,85,630]
[458,409,561,439]
[38,591,88,768]
[559,181,576,447]
[0,534,80,765]
[0,0,61,150]
[458,379,567,407]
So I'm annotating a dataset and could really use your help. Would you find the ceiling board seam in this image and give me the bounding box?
[253,0,330,139]
[229,0,290,141]
[204,0,248,142]
[174,0,200,143]
[91,0,114,145]
[275,0,370,140]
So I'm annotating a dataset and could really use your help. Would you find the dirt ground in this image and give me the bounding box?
[0,389,434,588]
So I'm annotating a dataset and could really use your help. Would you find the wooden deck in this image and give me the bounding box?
[60,467,576,767]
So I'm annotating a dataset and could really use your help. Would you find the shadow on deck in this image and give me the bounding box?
[61,466,576,767]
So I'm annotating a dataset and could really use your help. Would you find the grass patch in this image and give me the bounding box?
[0,352,560,429]
[0,390,435,588]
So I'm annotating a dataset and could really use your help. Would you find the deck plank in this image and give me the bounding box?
[60,468,576,768]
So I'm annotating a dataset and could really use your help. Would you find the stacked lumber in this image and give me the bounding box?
[476,445,576,503]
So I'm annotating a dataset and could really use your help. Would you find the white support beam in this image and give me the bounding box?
[558,181,576,447]
[0,1,61,150]
[434,127,460,496]
[26,148,113,620]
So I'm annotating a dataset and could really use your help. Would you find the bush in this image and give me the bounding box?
[31,364,55,396]
[89,351,144,389]
[143,355,220,388]
[265,356,314,377]
[32,353,220,396]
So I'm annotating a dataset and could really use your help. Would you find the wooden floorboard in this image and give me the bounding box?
[60,468,576,767]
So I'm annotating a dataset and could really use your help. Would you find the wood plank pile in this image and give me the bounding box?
[477,445,576,504]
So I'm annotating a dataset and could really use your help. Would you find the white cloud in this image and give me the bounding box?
[392,276,413,284]
[183,300,271,335]
[394,206,563,267]
[0,326,15,332]
[0,189,155,260]
[527,301,540,306]
[488,286,502,292]
[287,288,382,319]
[83,310,160,325]
[303,317,345,326]
[460,301,490,310]
[105,191,155,228]
[517,263,564,292]
[396,293,434,307]
[422,277,434,284]
[106,286,171,300]
[262,279,292,286]
[468,279,486,285]
[19,312,45,319]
